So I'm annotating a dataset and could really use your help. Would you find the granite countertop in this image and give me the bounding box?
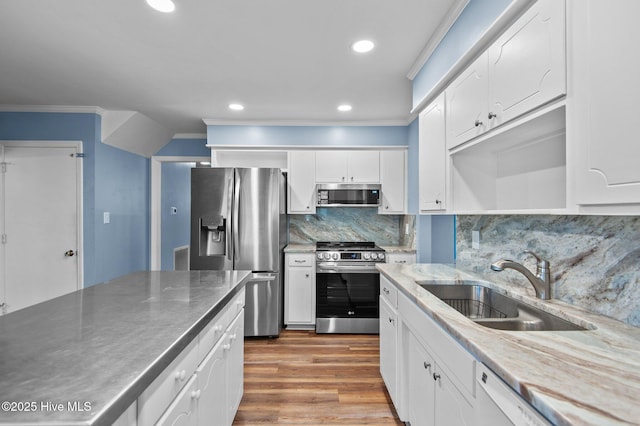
[284,243,316,253]
[284,244,416,254]
[0,270,250,425]
[377,263,640,426]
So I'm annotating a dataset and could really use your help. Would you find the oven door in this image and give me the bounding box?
[316,263,380,334]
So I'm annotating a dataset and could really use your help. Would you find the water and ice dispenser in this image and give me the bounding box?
[199,215,226,256]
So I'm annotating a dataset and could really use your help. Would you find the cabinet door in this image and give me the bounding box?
[570,0,640,208]
[284,264,315,325]
[433,368,474,426]
[446,53,488,149]
[379,296,398,404]
[379,150,406,213]
[288,151,316,214]
[488,0,566,127]
[315,151,349,183]
[408,333,436,426]
[226,312,245,423]
[419,93,447,212]
[196,334,228,426]
[385,253,416,265]
[155,375,198,426]
[348,151,380,183]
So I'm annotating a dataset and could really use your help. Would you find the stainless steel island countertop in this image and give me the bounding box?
[378,263,640,426]
[0,270,251,425]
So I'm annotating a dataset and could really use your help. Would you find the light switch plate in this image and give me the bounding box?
[103,211,110,224]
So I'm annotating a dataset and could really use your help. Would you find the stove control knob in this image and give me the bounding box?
[323,252,331,260]
[316,253,324,260]
[331,253,339,261]
[378,253,385,261]
[363,252,371,260]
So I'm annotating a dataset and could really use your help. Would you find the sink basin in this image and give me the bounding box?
[417,283,587,331]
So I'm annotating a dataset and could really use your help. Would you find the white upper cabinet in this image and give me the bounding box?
[315,151,380,183]
[488,0,566,127]
[379,150,407,214]
[445,53,489,150]
[446,0,566,150]
[419,93,447,212]
[287,151,316,214]
[569,0,640,211]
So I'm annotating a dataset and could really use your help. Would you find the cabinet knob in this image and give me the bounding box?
[388,317,394,324]
[191,390,201,400]
[488,112,497,119]
[223,343,231,351]
[423,362,431,371]
[474,120,483,127]
[175,370,186,381]
[435,200,441,205]
[433,372,441,381]
[350,176,354,181]
[305,273,309,278]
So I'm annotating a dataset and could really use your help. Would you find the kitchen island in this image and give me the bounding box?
[0,270,250,425]
[378,263,640,425]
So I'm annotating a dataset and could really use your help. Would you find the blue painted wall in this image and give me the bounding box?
[0,112,149,286]
[155,137,210,157]
[412,0,512,107]
[160,162,193,270]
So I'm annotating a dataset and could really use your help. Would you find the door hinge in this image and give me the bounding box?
[1,234,6,244]
[71,153,85,158]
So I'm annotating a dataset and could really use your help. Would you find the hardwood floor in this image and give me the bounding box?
[233,330,403,425]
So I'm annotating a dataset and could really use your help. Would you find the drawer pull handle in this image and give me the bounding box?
[383,288,389,295]
[488,112,497,119]
[433,372,441,381]
[474,120,483,127]
[175,370,186,381]
[423,362,431,371]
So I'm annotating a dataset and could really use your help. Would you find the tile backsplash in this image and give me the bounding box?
[456,215,640,327]
[289,208,415,247]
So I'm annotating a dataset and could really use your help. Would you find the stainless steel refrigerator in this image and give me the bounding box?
[190,167,287,337]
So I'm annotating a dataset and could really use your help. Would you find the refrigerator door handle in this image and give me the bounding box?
[233,170,241,264]
[226,175,233,263]
[251,273,277,281]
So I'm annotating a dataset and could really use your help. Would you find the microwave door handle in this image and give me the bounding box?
[233,171,241,265]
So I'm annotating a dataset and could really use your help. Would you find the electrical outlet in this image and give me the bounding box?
[472,230,480,249]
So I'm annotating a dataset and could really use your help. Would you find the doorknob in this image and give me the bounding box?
[64,250,76,257]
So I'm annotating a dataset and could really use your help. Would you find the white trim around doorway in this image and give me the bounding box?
[150,156,209,270]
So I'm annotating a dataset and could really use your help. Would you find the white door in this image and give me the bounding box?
[0,143,81,314]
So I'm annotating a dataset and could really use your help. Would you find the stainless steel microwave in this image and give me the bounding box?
[316,184,381,207]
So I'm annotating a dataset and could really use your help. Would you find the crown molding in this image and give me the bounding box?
[406,0,469,80]
[202,118,410,127]
[172,133,207,139]
[205,144,408,151]
[0,105,105,115]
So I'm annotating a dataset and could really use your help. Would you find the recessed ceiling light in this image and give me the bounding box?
[228,103,245,111]
[337,104,352,112]
[146,0,175,13]
[351,40,375,53]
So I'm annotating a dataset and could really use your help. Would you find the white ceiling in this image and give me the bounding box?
[0,0,465,135]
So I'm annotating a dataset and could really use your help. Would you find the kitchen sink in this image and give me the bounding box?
[417,283,588,331]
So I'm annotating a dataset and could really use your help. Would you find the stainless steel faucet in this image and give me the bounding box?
[490,251,551,300]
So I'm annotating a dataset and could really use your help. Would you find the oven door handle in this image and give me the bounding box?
[316,265,380,274]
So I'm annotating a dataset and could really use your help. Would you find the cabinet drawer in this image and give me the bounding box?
[288,253,314,267]
[380,275,398,308]
[386,253,416,265]
[398,291,476,398]
[138,338,200,426]
[199,288,245,359]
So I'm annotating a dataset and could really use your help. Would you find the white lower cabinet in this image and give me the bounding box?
[380,278,476,426]
[284,253,316,328]
[138,289,245,426]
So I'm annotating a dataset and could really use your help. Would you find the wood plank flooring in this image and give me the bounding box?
[233,330,403,425]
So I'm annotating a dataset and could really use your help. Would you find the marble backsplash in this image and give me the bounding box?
[456,215,640,327]
[289,208,415,247]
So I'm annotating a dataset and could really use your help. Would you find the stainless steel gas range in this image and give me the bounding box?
[315,241,385,334]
